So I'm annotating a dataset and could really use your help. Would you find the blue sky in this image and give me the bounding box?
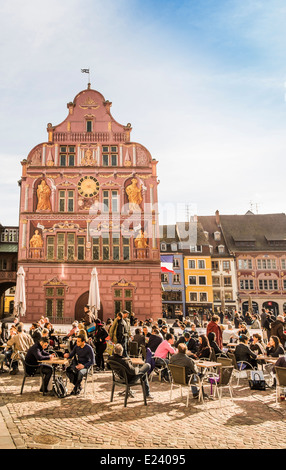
[1,0,286,225]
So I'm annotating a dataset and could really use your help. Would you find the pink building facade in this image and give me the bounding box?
[18,85,162,323]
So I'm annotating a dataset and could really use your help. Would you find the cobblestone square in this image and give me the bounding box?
[1,368,286,450]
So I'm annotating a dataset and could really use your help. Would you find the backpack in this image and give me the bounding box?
[53,376,68,398]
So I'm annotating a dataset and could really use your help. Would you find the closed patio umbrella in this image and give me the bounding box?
[14,266,26,318]
[88,267,100,319]
[248,295,253,314]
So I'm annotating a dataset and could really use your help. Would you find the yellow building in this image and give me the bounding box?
[4,287,15,315]
[176,221,213,317]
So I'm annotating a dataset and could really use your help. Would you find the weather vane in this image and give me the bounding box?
[81,68,91,88]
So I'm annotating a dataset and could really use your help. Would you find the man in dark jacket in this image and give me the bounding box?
[25,337,54,395]
[169,343,203,398]
[116,312,130,357]
[270,315,286,347]
[147,328,163,353]
[64,333,95,395]
[107,343,153,399]
[234,334,257,369]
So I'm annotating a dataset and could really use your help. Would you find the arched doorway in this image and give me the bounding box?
[242,301,258,316]
[263,301,279,317]
[74,291,103,322]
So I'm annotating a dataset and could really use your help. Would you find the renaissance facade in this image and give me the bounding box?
[18,85,162,323]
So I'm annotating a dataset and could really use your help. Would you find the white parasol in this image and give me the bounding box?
[14,266,26,317]
[88,267,100,319]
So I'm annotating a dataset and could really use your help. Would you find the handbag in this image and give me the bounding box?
[248,371,266,391]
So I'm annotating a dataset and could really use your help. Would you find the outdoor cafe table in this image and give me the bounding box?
[130,357,145,366]
[39,357,69,383]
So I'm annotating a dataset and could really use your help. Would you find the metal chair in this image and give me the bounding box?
[108,359,147,407]
[168,364,203,407]
[216,356,233,367]
[150,357,170,382]
[83,365,95,398]
[227,352,254,385]
[212,365,234,406]
[274,366,286,404]
[19,353,41,394]
[129,341,139,358]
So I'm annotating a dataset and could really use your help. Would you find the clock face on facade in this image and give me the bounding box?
[77,176,100,198]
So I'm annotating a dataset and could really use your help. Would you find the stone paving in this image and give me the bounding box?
[1,367,286,450]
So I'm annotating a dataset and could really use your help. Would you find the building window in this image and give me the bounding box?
[214,231,221,241]
[281,259,286,270]
[188,276,196,285]
[173,274,180,284]
[257,258,277,270]
[171,243,177,251]
[212,276,220,286]
[224,292,233,301]
[258,279,278,290]
[188,260,196,269]
[161,242,167,251]
[224,277,232,286]
[45,286,65,318]
[218,245,225,253]
[102,145,118,166]
[173,258,180,268]
[92,235,130,261]
[113,287,133,314]
[200,292,208,302]
[198,276,206,285]
[161,273,168,283]
[189,292,197,302]
[223,260,230,270]
[59,190,74,212]
[190,245,202,252]
[240,279,254,290]
[198,260,205,269]
[59,146,75,166]
[102,190,119,213]
[86,120,92,132]
[212,261,219,270]
[213,291,221,301]
[77,237,85,260]
[238,259,253,270]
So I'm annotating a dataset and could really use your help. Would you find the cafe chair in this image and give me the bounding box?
[227,352,254,386]
[83,365,95,398]
[216,356,233,367]
[209,348,217,363]
[212,366,234,406]
[9,347,26,373]
[168,364,199,407]
[274,366,286,404]
[129,341,139,358]
[151,357,170,383]
[108,359,147,407]
[19,353,41,394]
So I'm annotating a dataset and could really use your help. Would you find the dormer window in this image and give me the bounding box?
[218,245,225,254]
[171,242,177,251]
[161,242,167,251]
[214,231,221,241]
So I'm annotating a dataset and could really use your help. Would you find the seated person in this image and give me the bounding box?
[250,333,266,355]
[147,328,163,353]
[64,333,95,396]
[194,335,211,360]
[154,333,176,381]
[29,323,42,343]
[189,323,199,341]
[25,337,54,395]
[207,332,225,357]
[6,323,34,375]
[266,335,285,357]
[142,326,151,342]
[63,321,79,352]
[234,334,258,369]
[237,323,250,339]
[107,343,153,399]
[132,328,146,348]
[169,343,207,398]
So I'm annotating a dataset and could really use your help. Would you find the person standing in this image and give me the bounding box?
[94,322,109,371]
[206,315,223,350]
[6,323,34,375]
[117,311,130,357]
